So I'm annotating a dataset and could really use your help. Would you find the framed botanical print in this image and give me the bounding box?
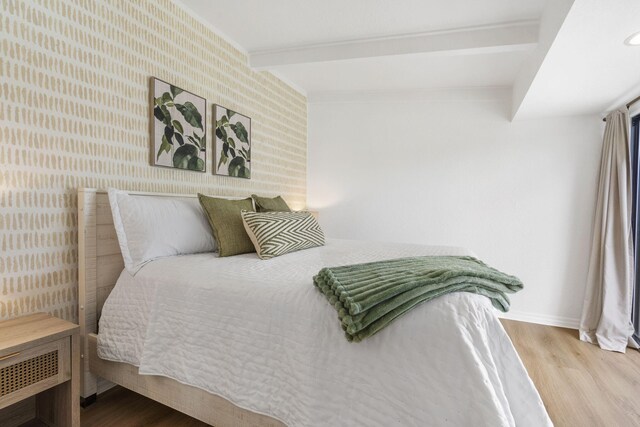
[213,104,251,179]
[151,77,206,172]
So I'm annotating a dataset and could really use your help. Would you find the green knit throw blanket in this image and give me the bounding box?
[314,256,523,342]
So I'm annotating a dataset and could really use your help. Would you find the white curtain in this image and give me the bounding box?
[579,109,638,352]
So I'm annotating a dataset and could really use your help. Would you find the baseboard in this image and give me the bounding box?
[498,310,580,329]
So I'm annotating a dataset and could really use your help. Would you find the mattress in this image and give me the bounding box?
[98,238,552,427]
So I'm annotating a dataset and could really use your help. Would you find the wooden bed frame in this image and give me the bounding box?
[78,188,285,426]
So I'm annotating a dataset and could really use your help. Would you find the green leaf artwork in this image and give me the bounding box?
[160,105,171,126]
[217,153,228,169]
[151,78,206,172]
[153,106,164,122]
[188,156,205,171]
[176,102,203,130]
[215,125,227,142]
[157,134,171,160]
[187,135,198,147]
[228,156,246,177]
[164,125,174,142]
[172,120,184,134]
[230,122,248,143]
[173,144,204,171]
[161,92,173,104]
[213,105,251,179]
[170,85,183,99]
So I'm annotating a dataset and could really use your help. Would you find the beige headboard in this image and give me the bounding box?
[77,188,199,398]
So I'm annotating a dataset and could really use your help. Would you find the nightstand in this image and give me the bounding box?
[0,313,79,427]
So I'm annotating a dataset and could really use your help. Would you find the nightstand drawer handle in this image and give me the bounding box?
[0,351,20,361]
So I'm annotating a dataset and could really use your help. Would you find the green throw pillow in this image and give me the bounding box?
[251,194,291,212]
[198,194,255,257]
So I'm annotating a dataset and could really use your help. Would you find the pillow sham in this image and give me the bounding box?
[108,188,216,274]
[251,194,291,212]
[241,210,325,259]
[198,194,256,257]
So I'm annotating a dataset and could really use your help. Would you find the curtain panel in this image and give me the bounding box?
[579,109,638,352]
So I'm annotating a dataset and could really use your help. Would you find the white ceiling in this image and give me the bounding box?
[270,51,530,94]
[180,0,640,119]
[514,0,640,119]
[183,0,546,51]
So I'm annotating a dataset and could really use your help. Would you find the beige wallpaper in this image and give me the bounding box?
[0,0,308,322]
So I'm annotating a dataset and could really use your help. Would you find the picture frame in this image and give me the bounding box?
[213,104,251,179]
[150,77,206,172]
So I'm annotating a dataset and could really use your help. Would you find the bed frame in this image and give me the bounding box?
[78,188,285,426]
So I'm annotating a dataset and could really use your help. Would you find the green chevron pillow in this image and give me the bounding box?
[241,210,325,259]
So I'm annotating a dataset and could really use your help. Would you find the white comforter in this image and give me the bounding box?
[98,239,552,427]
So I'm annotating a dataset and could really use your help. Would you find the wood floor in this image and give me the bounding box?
[80,320,640,427]
[501,320,640,427]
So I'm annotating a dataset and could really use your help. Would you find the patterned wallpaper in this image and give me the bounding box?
[0,0,308,322]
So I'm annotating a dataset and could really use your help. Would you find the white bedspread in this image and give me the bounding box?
[98,239,552,426]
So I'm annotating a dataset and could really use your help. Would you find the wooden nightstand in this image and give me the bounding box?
[0,313,79,427]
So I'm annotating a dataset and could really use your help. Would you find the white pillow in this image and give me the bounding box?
[108,188,216,274]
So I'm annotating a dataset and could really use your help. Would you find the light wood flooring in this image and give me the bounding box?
[79,320,640,427]
[501,320,640,427]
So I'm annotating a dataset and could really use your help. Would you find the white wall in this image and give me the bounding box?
[307,90,603,327]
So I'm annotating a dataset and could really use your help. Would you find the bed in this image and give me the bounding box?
[78,188,553,426]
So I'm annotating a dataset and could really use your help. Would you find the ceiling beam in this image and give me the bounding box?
[511,1,574,120]
[250,20,539,69]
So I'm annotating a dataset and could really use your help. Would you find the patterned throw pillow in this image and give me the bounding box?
[241,210,325,259]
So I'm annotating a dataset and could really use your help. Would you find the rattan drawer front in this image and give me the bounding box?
[1,350,58,397]
[0,338,70,410]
